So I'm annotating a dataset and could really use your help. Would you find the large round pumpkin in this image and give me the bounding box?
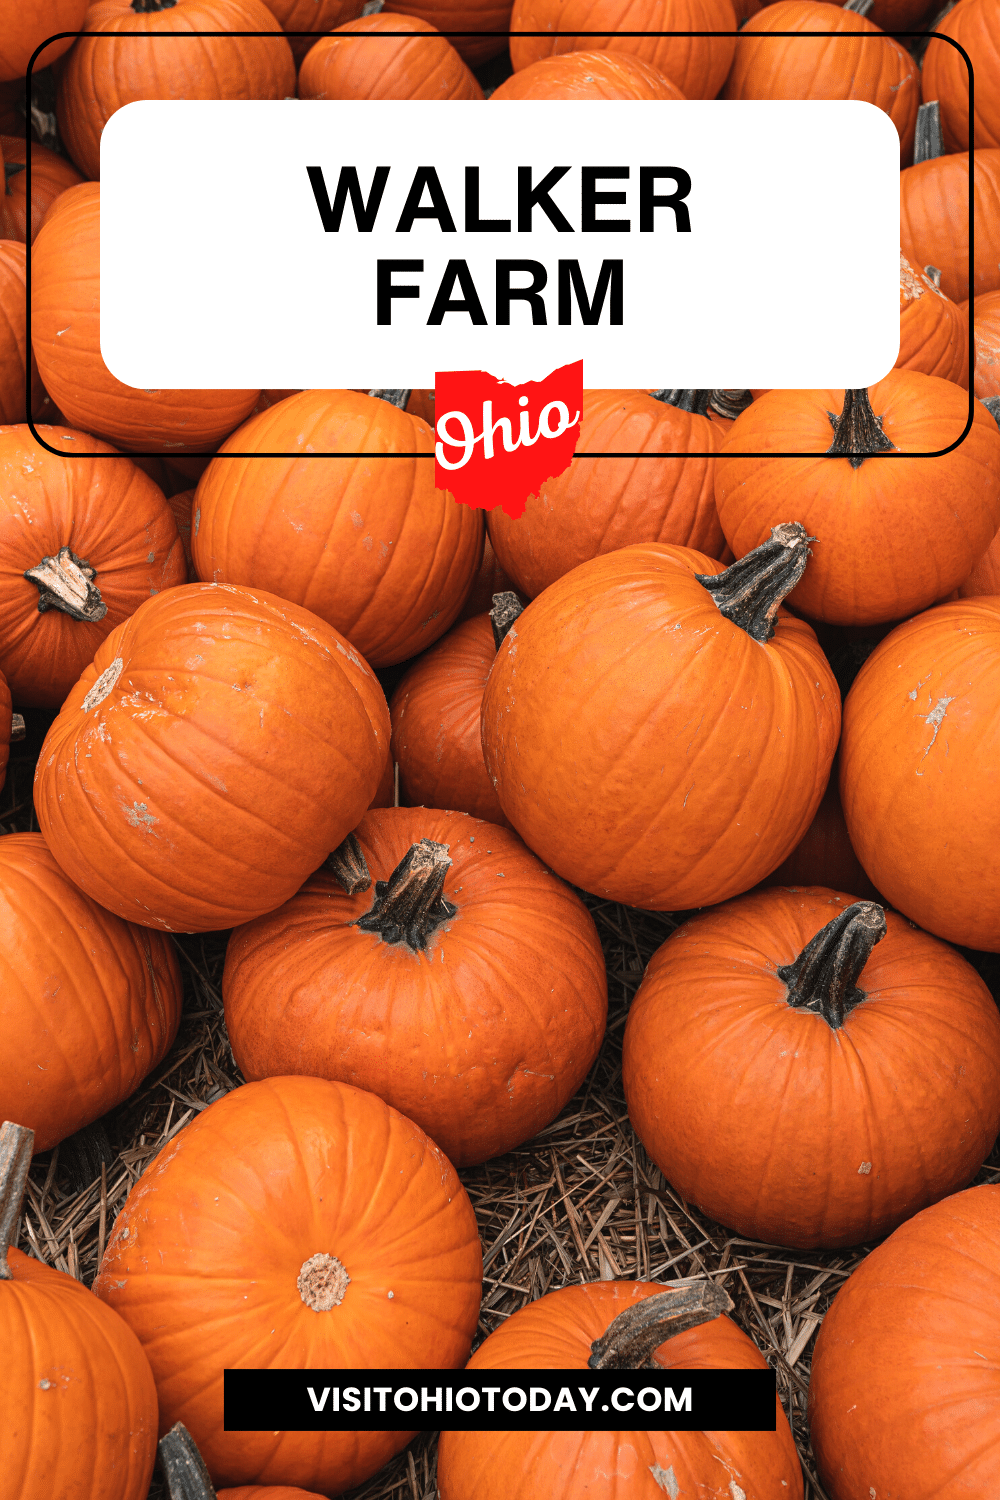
[922,0,1000,153]
[481,527,841,909]
[0,0,87,78]
[725,1,919,162]
[508,0,737,99]
[437,1280,803,1499]
[491,49,685,98]
[383,0,513,65]
[486,389,725,600]
[840,597,1000,949]
[897,250,969,386]
[57,0,296,181]
[191,390,482,666]
[93,1075,484,1493]
[0,834,183,1153]
[0,240,42,423]
[0,424,188,708]
[223,806,606,1165]
[714,374,1000,626]
[299,13,483,98]
[0,136,84,244]
[1,1119,160,1500]
[808,1183,1000,1499]
[31,184,260,451]
[899,147,1000,303]
[33,582,388,932]
[623,886,1000,1249]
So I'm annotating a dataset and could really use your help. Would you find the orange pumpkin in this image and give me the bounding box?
[0,240,42,422]
[160,1422,332,1500]
[762,752,878,898]
[897,250,969,386]
[224,806,607,1165]
[486,389,725,600]
[0,136,84,244]
[57,0,296,181]
[166,488,196,578]
[437,1281,803,1499]
[956,521,1000,598]
[725,1,919,162]
[899,147,1000,303]
[31,184,260,451]
[93,1075,483,1493]
[971,289,1000,399]
[0,0,87,79]
[714,374,1000,626]
[922,0,1000,152]
[264,0,364,65]
[508,0,737,98]
[481,527,841,909]
[191,390,483,667]
[0,834,183,1152]
[299,13,483,98]
[491,49,685,98]
[0,424,188,708]
[383,0,513,65]
[623,886,1000,1248]
[33,582,388,932]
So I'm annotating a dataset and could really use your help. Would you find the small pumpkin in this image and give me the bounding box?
[762,752,877,898]
[481,525,840,909]
[0,0,87,78]
[93,1075,483,1493]
[714,375,1000,626]
[166,488,196,578]
[0,834,183,1152]
[0,136,84,244]
[623,886,1000,1248]
[33,582,389,932]
[0,424,188,708]
[0,1119,160,1500]
[899,147,1000,303]
[922,0,1000,152]
[897,249,969,386]
[0,240,42,423]
[437,1280,803,1499]
[486,389,725,601]
[382,0,513,65]
[191,390,483,667]
[223,804,607,1166]
[808,1183,1000,1499]
[490,49,685,98]
[299,14,483,99]
[31,184,260,451]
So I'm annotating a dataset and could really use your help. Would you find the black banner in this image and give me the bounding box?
[224,1368,775,1433]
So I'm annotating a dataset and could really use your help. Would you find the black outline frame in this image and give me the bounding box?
[19,24,974,462]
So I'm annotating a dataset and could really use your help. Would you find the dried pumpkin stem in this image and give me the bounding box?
[24,546,107,622]
[354,839,457,952]
[913,100,943,164]
[10,714,25,742]
[693,522,813,645]
[131,0,178,11]
[491,590,524,651]
[843,0,874,13]
[367,389,412,410]
[158,1423,216,1500]
[649,389,712,415]
[984,396,1000,431]
[587,1282,733,1370]
[4,161,25,189]
[0,1121,35,1281]
[709,389,753,420]
[778,902,887,1029]
[825,390,895,469]
[324,831,373,895]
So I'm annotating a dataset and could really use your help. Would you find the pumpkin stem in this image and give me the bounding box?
[10,713,25,742]
[649,389,712,415]
[825,389,895,469]
[587,1282,733,1370]
[913,101,943,164]
[361,0,385,11]
[693,522,813,645]
[983,396,1000,432]
[709,389,752,420]
[0,1121,35,1281]
[24,546,107,622]
[354,839,457,952]
[842,0,874,13]
[324,831,372,895]
[4,161,25,191]
[923,265,943,289]
[131,0,178,10]
[778,902,887,1029]
[367,388,412,410]
[158,1422,217,1500]
[491,590,524,651]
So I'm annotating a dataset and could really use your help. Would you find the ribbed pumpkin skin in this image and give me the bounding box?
[437,1282,803,1500]
[725,1,919,161]
[383,0,513,65]
[491,49,685,98]
[808,1184,1000,1500]
[0,137,84,244]
[0,834,183,1152]
[390,616,510,824]
[623,886,1000,1249]
[900,149,1000,303]
[0,425,187,708]
[264,0,363,65]
[57,0,295,180]
[224,807,606,1165]
[93,1076,483,1493]
[956,526,1000,597]
[508,0,737,98]
[299,14,483,98]
[972,289,1000,399]
[762,755,877,898]
[0,240,42,423]
[0,0,87,79]
[31,184,260,451]
[840,599,1000,949]
[3,1246,159,1500]
[192,391,482,666]
[923,0,1000,153]
[480,543,840,910]
[715,374,1000,626]
[486,391,725,600]
[898,251,969,387]
[33,583,385,933]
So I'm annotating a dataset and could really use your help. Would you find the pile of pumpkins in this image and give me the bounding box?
[2,0,1000,1497]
